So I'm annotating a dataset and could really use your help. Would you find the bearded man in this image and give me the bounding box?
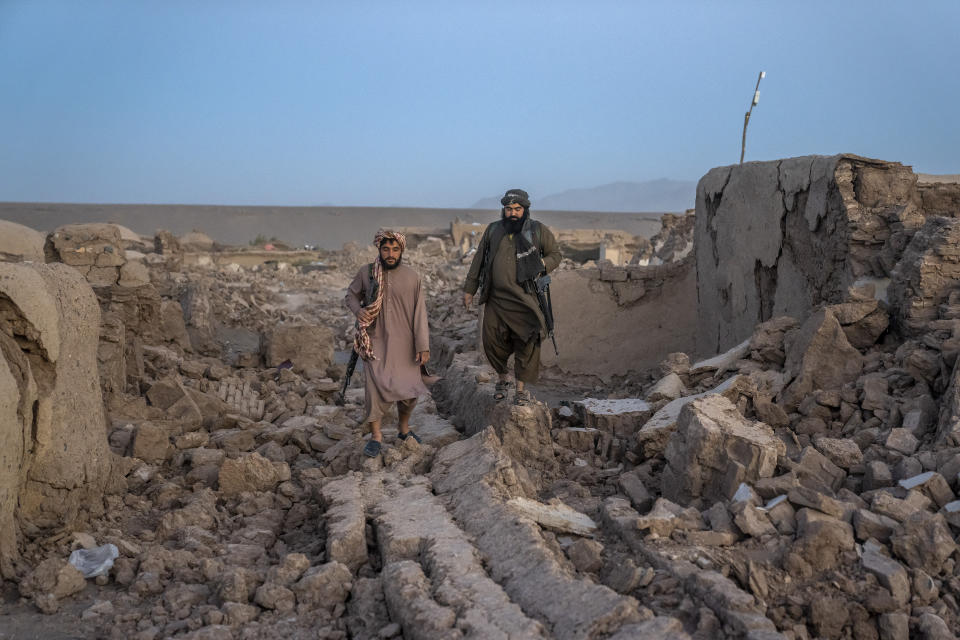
[462,189,561,405]
[344,229,430,457]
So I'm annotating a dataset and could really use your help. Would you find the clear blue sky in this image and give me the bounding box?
[1,1,957,208]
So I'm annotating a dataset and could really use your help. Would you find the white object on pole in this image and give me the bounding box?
[740,70,767,164]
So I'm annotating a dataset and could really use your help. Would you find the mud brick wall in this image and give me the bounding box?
[0,262,119,577]
[694,154,951,357]
[544,255,696,380]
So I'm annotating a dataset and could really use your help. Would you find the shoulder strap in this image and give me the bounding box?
[363,263,379,306]
[522,220,543,255]
[483,221,500,257]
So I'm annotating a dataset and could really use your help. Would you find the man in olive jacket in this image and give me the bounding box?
[462,189,561,405]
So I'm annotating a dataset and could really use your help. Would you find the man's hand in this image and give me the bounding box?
[416,351,430,365]
[463,293,473,309]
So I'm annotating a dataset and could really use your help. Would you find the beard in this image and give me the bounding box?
[380,255,402,270]
[502,213,526,234]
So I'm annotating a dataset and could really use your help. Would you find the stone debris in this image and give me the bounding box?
[263,323,334,374]
[635,374,749,458]
[44,223,136,286]
[506,496,599,536]
[661,395,783,504]
[319,474,368,572]
[19,557,87,613]
[5,158,960,638]
[779,308,864,411]
[211,378,266,419]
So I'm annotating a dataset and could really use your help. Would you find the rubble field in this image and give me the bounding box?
[3,155,960,640]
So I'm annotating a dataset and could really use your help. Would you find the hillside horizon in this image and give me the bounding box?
[471,178,696,212]
[0,202,666,249]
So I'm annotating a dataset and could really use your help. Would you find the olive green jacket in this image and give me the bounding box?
[462,219,561,305]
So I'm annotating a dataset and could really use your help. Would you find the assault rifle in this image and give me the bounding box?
[335,351,360,407]
[336,265,378,406]
[534,274,558,356]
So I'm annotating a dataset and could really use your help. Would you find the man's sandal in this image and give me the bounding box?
[514,389,532,406]
[397,430,422,444]
[494,381,511,402]
[363,440,382,457]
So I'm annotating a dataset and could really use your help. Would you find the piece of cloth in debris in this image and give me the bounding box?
[345,262,429,422]
[353,229,407,361]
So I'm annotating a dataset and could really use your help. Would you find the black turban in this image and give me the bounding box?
[500,188,531,209]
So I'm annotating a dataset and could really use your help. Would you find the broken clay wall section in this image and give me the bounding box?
[543,256,696,381]
[696,154,938,357]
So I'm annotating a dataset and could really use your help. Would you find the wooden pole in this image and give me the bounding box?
[740,71,765,164]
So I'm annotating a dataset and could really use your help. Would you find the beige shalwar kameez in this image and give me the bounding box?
[344,263,430,422]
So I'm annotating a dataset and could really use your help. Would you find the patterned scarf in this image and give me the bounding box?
[354,229,407,361]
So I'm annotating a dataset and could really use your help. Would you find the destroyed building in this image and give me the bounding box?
[2,156,960,639]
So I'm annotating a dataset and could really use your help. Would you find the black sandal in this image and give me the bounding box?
[363,440,382,457]
[397,430,422,444]
[514,390,532,406]
[494,381,510,401]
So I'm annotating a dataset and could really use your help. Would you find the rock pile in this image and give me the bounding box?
[5,156,960,639]
[45,223,151,287]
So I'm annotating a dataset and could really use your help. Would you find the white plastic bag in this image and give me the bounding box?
[68,543,119,578]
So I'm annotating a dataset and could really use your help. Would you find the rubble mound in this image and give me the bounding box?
[180,231,215,252]
[44,223,150,287]
[5,156,960,638]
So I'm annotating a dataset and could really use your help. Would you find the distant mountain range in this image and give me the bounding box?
[470,179,695,212]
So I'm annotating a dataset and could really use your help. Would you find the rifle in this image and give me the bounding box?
[336,265,378,406]
[534,274,558,356]
[335,351,360,407]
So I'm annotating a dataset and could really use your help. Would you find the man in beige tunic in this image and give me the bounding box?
[344,230,430,457]
[463,189,561,405]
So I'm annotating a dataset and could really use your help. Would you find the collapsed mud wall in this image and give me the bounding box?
[43,224,166,401]
[0,262,119,577]
[0,221,45,263]
[694,154,960,356]
[918,174,960,217]
[544,256,696,380]
[452,220,654,265]
[45,223,151,288]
